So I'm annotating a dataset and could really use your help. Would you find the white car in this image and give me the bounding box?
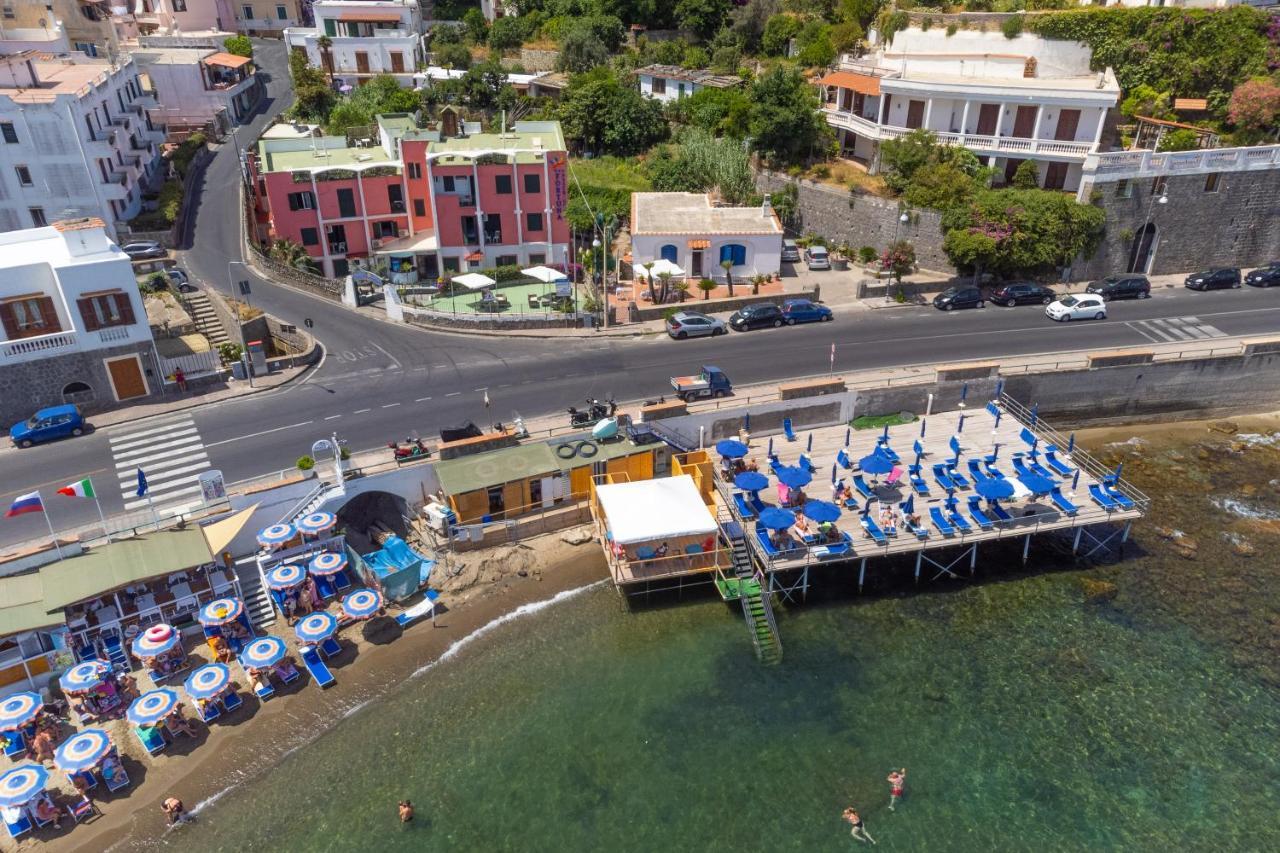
[804,246,830,270]
[1045,294,1107,322]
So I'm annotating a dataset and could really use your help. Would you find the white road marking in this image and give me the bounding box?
[381,403,400,408]
[204,421,314,447]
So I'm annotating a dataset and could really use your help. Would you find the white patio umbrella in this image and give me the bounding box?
[452,273,497,290]
[521,265,569,283]
[635,259,686,279]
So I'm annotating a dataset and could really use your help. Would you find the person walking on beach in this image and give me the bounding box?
[842,807,876,844]
[887,768,907,811]
[162,797,187,825]
[398,800,414,823]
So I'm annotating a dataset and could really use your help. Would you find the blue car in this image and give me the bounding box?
[10,404,85,448]
[781,299,833,325]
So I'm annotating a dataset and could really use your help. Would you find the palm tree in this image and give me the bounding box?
[317,35,334,83]
[657,271,672,305]
[641,261,656,304]
[673,280,690,302]
[721,258,734,297]
[698,279,715,300]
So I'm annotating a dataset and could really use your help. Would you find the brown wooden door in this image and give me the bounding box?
[1054,109,1080,142]
[905,100,925,130]
[691,250,703,278]
[1003,159,1024,185]
[390,53,405,73]
[1011,105,1037,138]
[975,103,999,135]
[106,356,147,400]
[1043,162,1068,190]
[355,52,370,74]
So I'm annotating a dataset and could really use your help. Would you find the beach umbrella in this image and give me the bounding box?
[0,692,42,732]
[1018,473,1056,497]
[844,427,851,448]
[199,597,245,627]
[757,507,796,531]
[919,419,928,439]
[295,611,338,644]
[185,663,231,701]
[715,439,748,459]
[975,477,1015,501]
[240,637,287,669]
[257,523,296,549]
[266,563,307,591]
[59,660,109,693]
[994,379,1005,399]
[309,551,348,576]
[126,690,178,727]
[131,624,181,659]
[806,433,813,452]
[960,382,969,404]
[949,435,963,457]
[858,453,894,476]
[989,443,1001,461]
[957,413,966,433]
[744,412,750,432]
[342,588,384,620]
[901,494,915,516]
[54,729,112,773]
[802,500,841,523]
[1072,469,1081,492]
[733,471,768,492]
[831,463,837,485]
[775,466,812,488]
[881,423,890,441]
[296,511,337,537]
[1067,432,1076,453]
[1112,462,1124,483]
[0,764,48,808]
[767,436,773,456]
[861,496,876,516]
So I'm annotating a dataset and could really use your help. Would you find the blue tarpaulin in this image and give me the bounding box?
[358,536,434,602]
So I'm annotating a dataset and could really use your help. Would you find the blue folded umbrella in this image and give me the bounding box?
[801,500,841,523]
[774,466,812,488]
[715,439,749,459]
[858,453,894,475]
[733,471,769,492]
[757,507,797,530]
[975,477,1015,500]
[1018,473,1056,496]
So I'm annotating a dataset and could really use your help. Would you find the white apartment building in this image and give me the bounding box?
[635,65,742,104]
[134,46,263,128]
[285,0,423,88]
[111,0,237,38]
[820,28,1121,192]
[0,52,165,236]
[0,218,161,424]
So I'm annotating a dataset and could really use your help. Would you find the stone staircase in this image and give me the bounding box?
[234,556,275,629]
[183,291,230,347]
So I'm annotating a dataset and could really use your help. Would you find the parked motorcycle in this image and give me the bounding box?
[389,437,430,461]
[567,396,615,427]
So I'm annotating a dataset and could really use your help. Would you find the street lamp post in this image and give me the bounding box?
[227,260,254,387]
[593,216,611,330]
[1131,184,1169,274]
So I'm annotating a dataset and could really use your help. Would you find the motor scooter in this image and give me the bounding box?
[389,436,429,461]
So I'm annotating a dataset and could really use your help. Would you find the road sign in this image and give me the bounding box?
[237,279,251,296]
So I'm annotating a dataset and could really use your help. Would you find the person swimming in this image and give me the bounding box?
[842,807,876,844]
[398,800,414,823]
[887,768,907,810]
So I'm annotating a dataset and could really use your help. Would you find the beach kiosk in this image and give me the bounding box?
[592,475,723,586]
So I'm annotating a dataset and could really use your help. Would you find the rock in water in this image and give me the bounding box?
[1077,577,1118,603]
[1207,421,1238,435]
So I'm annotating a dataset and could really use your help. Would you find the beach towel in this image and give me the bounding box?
[886,466,904,485]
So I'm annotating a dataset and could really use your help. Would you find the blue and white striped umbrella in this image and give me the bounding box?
[266,563,307,591]
[54,729,112,773]
[60,660,110,693]
[199,597,245,626]
[296,511,337,536]
[257,523,296,549]
[240,637,287,669]
[294,611,338,643]
[0,692,42,731]
[308,551,348,576]
[0,765,49,808]
[126,690,178,727]
[184,663,231,701]
[341,588,383,620]
[131,624,181,659]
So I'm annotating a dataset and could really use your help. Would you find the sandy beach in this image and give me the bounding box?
[14,531,607,853]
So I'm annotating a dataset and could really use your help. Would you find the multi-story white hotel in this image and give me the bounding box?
[820,27,1121,192]
[284,0,423,89]
[0,52,165,235]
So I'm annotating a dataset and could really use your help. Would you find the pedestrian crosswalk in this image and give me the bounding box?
[1127,316,1228,343]
[108,416,212,511]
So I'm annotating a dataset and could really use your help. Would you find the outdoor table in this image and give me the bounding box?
[170,583,193,602]
[92,606,119,625]
[208,570,232,592]
[134,594,157,612]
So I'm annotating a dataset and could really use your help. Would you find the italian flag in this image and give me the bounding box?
[57,478,96,499]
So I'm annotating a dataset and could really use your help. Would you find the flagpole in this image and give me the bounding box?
[92,490,109,536]
[39,493,64,559]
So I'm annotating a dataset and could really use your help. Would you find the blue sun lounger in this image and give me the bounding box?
[988,500,1015,523]
[852,475,875,499]
[733,492,756,519]
[908,465,930,496]
[221,691,244,713]
[301,646,335,688]
[836,449,852,469]
[967,459,990,483]
[333,570,353,592]
[319,637,342,659]
[899,506,928,540]
[252,675,275,701]
[945,502,973,533]
[1043,447,1073,477]
[103,765,130,793]
[875,440,900,465]
[3,729,25,759]
[798,453,817,472]
[929,506,955,536]
[932,464,956,492]
[196,701,220,723]
[859,515,888,545]
[1106,487,1135,511]
[1089,484,1119,511]
[5,811,31,840]
[134,725,167,756]
[749,494,768,515]
[1012,456,1034,478]
[1050,487,1078,516]
[945,465,970,489]
[783,418,797,441]
[966,496,994,530]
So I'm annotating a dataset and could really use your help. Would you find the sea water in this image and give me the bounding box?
[182,426,1280,852]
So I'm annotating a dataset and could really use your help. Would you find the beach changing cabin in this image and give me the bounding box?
[592,475,725,584]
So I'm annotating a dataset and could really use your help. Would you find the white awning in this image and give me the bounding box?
[521,265,568,283]
[635,258,686,279]
[375,230,438,255]
[452,273,496,291]
[594,476,717,545]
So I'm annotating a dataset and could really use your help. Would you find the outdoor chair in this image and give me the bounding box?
[783,419,797,442]
[901,514,929,541]
[836,449,852,469]
[135,726,167,756]
[967,459,989,483]
[932,464,957,492]
[30,797,57,829]
[908,465,930,496]
[988,501,1014,523]
[733,493,756,519]
[319,637,342,659]
[69,797,96,823]
[315,576,336,599]
[859,515,888,545]
[1012,456,1035,478]
[1044,448,1073,477]
[798,453,816,472]
[3,730,24,759]
[196,702,221,723]
[104,766,130,793]
[748,495,768,516]
[221,691,244,713]
[966,497,994,530]
[4,811,31,840]
[945,465,970,490]
[945,502,973,533]
[1105,486,1135,511]
[528,294,539,309]
[852,475,875,499]
[333,571,353,592]
[1050,488,1079,516]
[1089,485,1119,511]
[301,647,335,689]
[635,546,657,560]
[876,443,901,465]
[929,507,955,536]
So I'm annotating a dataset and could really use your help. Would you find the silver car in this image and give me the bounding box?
[805,246,831,270]
[666,311,726,340]
[781,239,800,263]
[122,241,166,260]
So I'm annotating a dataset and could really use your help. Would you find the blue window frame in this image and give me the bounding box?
[660,244,678,263]
[719,244,746,266]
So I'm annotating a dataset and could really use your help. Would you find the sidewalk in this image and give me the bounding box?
[85,364,311,429]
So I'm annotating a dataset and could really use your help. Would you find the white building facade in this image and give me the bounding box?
[630,193,783,282]
[285,0,423,88]
[0,219,161,424]
[0,52,165,236]
[635,65,742,105]
[134,47,263,128]
[820,28,1120,192]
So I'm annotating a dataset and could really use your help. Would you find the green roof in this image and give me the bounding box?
[40,527,214,612]
[427,122,566,165]
[259,143,395,173]
[0,573,61,637]
[434,442,563,496]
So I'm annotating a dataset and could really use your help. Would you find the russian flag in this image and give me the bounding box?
[5,491,44,518]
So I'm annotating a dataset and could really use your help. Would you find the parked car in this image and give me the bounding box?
[781,299,833,324]
[729,303,785,331]
[781,239,801,263]
[166,268,197,293]
[804,246,830,270]
[933,286,985,311]
[121,240,166,260]
[1045,294,1107,322]
[666,311,726,340]
[9,405,86,448]
[1245,265,1280,287]
[1085,275,1150,300]
[1184,267,1241,291]
[990,281,1057,306]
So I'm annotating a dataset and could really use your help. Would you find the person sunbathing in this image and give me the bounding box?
[273,657,300,681]
[32,794,62,829]
[29,729,55,764]
[223,621,249,641]
[246,667,269,694]
[210,637,234,664]
[792,515,813,538]
[745,457,759,473]
[164,708,199,738]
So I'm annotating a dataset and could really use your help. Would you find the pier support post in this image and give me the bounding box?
[1072,526,1083,555]
[858,558,866,593]
[1022,533,1031,565]
[914,551,922,585]
[802,566,810,601]
[1119,521,1132,556]
[970,543,977,577]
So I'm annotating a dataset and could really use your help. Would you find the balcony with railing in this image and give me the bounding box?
[822,107,1096,160]
[1086,143,1280,179]
[1,330,78,363]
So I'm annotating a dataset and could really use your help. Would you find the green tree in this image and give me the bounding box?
[677,0,732,40]
[878,128,939,194]
[710,44,741,74]
[326,101,374,134]
[941,188,1105,279]
[223,35,253,58]
[462,7,489,42]
[828,21,863,54]
[1010,160,1040,190]
[794,19,835,67]
[1156,128,1201,152]
[1227,78,1280,136]
[747,66,828,165]
[683,45,710,68]
[837,0,881,28]
[880,239,916,285]
[435,42,473,70]
[559,67,668,156]
[489,16,529,51]
[762,13,800,55]
[902,162,978,210]
[558,26,610,72]
[1119,84,1172,121]
[289,49,335,122]
[730,0,780,53]
[666,85,751,135]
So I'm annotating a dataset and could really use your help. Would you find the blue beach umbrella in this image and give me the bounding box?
[1112,462,1124,483]
[975,477,1015,501]
[994,379,1005,399]
[295,611,338,644]
[744,412,750,432]
[919,418,927,438]
[831,463,837,485]
[806,433,814,452]
[845,427,851,448]
[0,692,42,731]
[131,624,181,659]
[342,588,384,620]
[901,494,915,516]
[1018,473,1057,496]
[775,466,813,488]
[60,660,109,693]
[0,764,48,807]
[266,563,307,591]
[960,382,969,403]
[184,663,231,701]
[1067,432,1076,453]
[757,507,797,531]
[240,637,287,669]
[1072,469,1081,492]
[858,453,894,476]
[257,523,296,549]
[309,551,348,576]
[54,729,112,773]
[802,500,841,523]
[126,690,178,727]
[957,412,966,433]
[199,597,245,627]
[733,471,769,492]
[715,439,748,459]
[296,511,337,537]
[767,436,773,456]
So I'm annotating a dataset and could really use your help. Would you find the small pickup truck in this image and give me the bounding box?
[670,365,732,402]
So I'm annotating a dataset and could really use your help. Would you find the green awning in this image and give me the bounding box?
[434,442,563,496]
[40,527,215,611]
[0,573,61,637]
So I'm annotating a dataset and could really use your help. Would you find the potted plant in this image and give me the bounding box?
[831,242,851,271]
[296,455,316,478]
[857,246,878,268]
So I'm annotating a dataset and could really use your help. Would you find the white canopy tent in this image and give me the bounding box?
[521,265,569,283]
[594,476,717,545]
[452,273,497,291]
[635,259,686,279]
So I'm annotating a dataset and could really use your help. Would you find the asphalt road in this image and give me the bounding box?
[3,40,1279,546]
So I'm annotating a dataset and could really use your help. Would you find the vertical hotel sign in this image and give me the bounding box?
[550,152,567,221]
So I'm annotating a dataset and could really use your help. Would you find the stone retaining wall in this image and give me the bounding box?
[0,342,162,425]
[247,244,344,302]
[519,48,559,72]
[403,306,587,331]
[627,287,820,322]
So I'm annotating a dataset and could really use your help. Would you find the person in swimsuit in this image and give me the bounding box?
[162,797,187,825]
[398,800,414,823]
[842,807,876,844]
[887,768,906,810]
